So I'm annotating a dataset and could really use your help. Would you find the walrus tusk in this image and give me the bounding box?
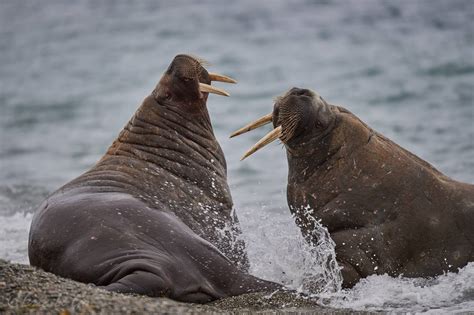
[199,83,230,97]
[230,113,273,138]
[208,72,237,84]
[240,125,282,160]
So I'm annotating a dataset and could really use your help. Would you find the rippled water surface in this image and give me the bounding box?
[1,0,473,312]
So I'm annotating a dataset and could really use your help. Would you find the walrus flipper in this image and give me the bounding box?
[101,271,216,303]
[101,271,170,297]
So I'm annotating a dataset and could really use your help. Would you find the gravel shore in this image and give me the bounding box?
[0,259,376,314]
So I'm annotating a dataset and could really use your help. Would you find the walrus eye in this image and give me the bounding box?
[182,77,192,82]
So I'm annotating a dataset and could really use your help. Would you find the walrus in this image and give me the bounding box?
[231,87,474,288]
[28,55,281,303]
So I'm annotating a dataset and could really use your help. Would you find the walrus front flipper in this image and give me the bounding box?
[101,271,169,296]
[101,271,216,303]
[337,260,362,288]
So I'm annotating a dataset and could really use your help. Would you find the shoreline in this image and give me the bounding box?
[0,259,376,314]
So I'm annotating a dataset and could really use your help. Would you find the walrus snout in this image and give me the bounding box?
[231,88,329,160]
[153,54,236,101]
[287,87,314,97]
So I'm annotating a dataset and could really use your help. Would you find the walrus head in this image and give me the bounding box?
[231,87,338,160]
[153,54,236,111]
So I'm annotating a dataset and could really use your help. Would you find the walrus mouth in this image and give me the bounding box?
[230,113,282,160]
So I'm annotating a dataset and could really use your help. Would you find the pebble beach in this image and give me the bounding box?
[0,259,378,314]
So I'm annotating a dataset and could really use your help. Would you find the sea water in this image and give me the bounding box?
[1,0,473,312]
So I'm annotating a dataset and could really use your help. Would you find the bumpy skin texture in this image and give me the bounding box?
[276,88,474,288]
[28,55,280,303]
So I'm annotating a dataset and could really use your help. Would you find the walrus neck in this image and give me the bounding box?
[151,94,215,137]
[70,93,230,204]
[286,134,334,183]
[109,94,223,169]
[285,114,347,184]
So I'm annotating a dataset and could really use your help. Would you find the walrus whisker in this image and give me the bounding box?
[199,83,230,97]
[240,125,282,160]
[230,113,273,138]
[185,53,209,67]
[280,116,299,142]
[208,72,237,84]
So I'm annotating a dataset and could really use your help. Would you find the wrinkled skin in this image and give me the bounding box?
[28,55,281,303]
[274,88,474,288]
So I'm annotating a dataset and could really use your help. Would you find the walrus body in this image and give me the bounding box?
[235,87,474,288]
[28,55,280,303]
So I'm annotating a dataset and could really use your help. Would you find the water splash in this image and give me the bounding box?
[296,205,343,294]
[238,203,474,313]
[214,207,250,271]
[317,263,474,313]
[240,204,342,294]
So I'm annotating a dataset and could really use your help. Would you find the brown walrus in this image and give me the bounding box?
[28,55,281,303]
[232,87,474,288]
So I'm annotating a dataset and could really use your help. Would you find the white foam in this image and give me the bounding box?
[0,212,32,264]
[317,263,474,313]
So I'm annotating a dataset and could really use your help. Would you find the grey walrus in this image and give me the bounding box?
[232,87,474,288]
[28,55,281,303]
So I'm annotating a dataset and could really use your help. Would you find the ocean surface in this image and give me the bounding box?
[1,0,473,313]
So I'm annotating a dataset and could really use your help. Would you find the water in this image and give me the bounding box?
[1,0,473,312]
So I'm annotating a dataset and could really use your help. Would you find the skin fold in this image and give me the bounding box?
[236,87,474,288]
[28,55,281,303]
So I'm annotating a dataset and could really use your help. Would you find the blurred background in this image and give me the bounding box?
[0,0,473,311]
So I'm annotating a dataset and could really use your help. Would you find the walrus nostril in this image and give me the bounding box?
[289,88,311,96]
[297,89,312,96]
